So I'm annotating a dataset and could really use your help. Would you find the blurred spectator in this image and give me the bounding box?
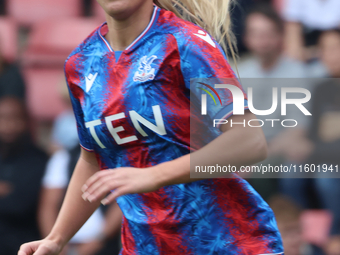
[231,0,281,55]
[269,195,313,255]
[307,30,340,166]
[318,30,340,79]
[237,3,312,201]
[39,145,122,255]
[283,0,340,61]
[50,79,79,153]
[0,41,25,99]
[280,30,340,255]
[239,3,307,78]
[230,0,257,55]
[238,3,311,156]
[0,96,48,254]
[308,29,340,246]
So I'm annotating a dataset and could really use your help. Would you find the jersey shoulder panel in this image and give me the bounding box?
[157,10,236,81]
[156,9,221,54]
[64,24,102,75]
[64,23,105,95]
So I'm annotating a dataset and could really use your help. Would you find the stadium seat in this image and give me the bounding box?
[301,209,333,247]
[6,0,82,27]
[24,68,66,121]
[22,18,101,67]
[0,17,18,62]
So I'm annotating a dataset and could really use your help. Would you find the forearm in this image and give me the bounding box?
[81,114,267,205]
[39,213,57,239]
[157,114,267,186]
[46,157,100,247]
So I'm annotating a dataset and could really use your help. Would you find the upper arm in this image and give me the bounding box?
[176,30,248,129]
[80,148,99,168]
[219,110,261,133]
[39,187,65,211]
[65,57,94,152]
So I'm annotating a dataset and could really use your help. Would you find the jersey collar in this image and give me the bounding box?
[98,5,159,53]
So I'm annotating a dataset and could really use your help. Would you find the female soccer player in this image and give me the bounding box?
[19,0,284,254]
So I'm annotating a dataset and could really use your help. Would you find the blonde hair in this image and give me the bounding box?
[153,0,238,61]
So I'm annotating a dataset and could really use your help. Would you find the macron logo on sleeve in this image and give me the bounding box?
[193,30,216,48]
[85,72,98,93]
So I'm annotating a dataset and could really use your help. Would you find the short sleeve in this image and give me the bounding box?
[177,31,248,121]
[65,60,94,152]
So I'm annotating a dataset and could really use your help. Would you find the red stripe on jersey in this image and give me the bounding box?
[141,188,193,254]
[65,54,85,105]
[120,216,138,255]
[209,178,271,254]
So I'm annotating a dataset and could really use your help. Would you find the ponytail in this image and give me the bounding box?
[153,0,238,61]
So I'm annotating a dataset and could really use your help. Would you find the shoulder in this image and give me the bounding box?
[155,10,236,78]
[156,8,223,55]
[64,24,102,75]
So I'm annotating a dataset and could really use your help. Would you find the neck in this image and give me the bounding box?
[104,2,155,51]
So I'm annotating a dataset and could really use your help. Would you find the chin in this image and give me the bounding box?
[98,0,135,17]
[98,0,149,19]
[98,0,126,14]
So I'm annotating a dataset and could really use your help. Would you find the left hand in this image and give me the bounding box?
[81,167,162,205]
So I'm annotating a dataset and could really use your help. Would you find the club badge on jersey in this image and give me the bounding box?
[133,55,158,82]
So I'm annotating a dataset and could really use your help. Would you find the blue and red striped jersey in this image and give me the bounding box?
[65,6,283,255]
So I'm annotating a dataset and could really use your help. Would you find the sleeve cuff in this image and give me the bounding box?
[80,143,94,152]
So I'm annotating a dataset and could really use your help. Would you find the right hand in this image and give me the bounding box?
[18,239,63,255]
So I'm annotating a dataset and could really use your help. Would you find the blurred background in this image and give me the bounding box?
[0,0,340,254]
